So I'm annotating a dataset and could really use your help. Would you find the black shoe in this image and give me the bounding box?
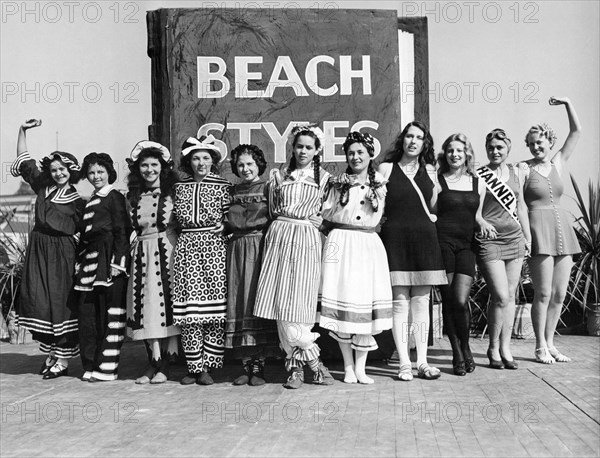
[464,358,476,373]
[487,349,504,369]
[43,364,68,380]
[249,359,266,386]
[39,357,57,375]
[180,373,199,385]
[197,370,214,385]
[453,361,467,376]
[233,361,252,386]
[501,356,518,370]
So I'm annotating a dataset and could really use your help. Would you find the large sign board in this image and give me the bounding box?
[147,8,428,179]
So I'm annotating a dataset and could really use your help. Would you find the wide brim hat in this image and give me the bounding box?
[183,134,226,162]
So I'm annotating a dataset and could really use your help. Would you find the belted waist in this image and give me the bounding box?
[330,223,376,233]
[276,216,312,226]
[181,226,219,233]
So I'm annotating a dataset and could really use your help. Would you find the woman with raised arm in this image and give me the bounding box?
[10,119,84,379]
[522,97,582,364]
[378,121,447,381]
[475,129,530,370]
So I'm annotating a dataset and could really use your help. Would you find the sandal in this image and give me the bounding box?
[548,346,571,362]
[417,364,440,380]
[398,363,413,381]
[535,347,555,364]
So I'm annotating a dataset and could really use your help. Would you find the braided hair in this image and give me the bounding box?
[284,124,323,184]
[338,131,380,211]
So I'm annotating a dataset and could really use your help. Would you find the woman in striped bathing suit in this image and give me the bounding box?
[254,124,334,389]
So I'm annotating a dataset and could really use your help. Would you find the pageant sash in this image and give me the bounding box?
[476,165,519,224]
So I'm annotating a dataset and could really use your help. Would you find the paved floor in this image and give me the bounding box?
[1,334,599,457]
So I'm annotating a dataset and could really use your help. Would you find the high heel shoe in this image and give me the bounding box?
[487,349,504,369]
[453,361,466,376]
[500,356,518,370]
[464,357,476,373]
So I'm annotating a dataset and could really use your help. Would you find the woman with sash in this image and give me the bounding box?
[521,97,581,364]
[378,121,447,381]
[475,129,530,370]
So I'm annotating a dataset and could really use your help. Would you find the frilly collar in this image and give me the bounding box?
[330,172,387,189]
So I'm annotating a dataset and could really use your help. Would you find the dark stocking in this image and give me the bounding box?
[451,274,474,360]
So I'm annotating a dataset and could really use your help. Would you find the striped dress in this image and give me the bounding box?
[171,175,232,325]
[254,167,331,324]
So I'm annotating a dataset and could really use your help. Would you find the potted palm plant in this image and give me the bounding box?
[567,176,600,336]
[0,206,30,343]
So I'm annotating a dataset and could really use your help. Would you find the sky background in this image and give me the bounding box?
[1,0,598,212]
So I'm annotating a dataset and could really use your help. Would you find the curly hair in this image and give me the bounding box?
[229,144,267,177]
[82,152,117,184]
[380,121,435,167]
[179,135,221,176]
[38,151,82,187]
[126,148,178,206]
[437,133,476,175]
[285,125,322,184]
[524,123,557,148]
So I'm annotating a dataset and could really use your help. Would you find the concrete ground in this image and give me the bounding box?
[1,334,599,457]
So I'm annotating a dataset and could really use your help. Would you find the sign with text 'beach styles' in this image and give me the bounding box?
[147,8,425,178]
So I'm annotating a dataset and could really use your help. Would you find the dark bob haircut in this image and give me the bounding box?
[179,135,221,176]
[82,152,117,184]
[229,144,267,177]
[39,151,83,186]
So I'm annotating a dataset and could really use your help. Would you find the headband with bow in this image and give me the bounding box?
[181,135,224,161]
[129,140,172,163]
[288,124,325,152]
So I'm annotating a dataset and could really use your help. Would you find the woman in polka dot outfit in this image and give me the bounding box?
[125,141,181,384]
[522,97,582,364]
[171,135,232,386]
